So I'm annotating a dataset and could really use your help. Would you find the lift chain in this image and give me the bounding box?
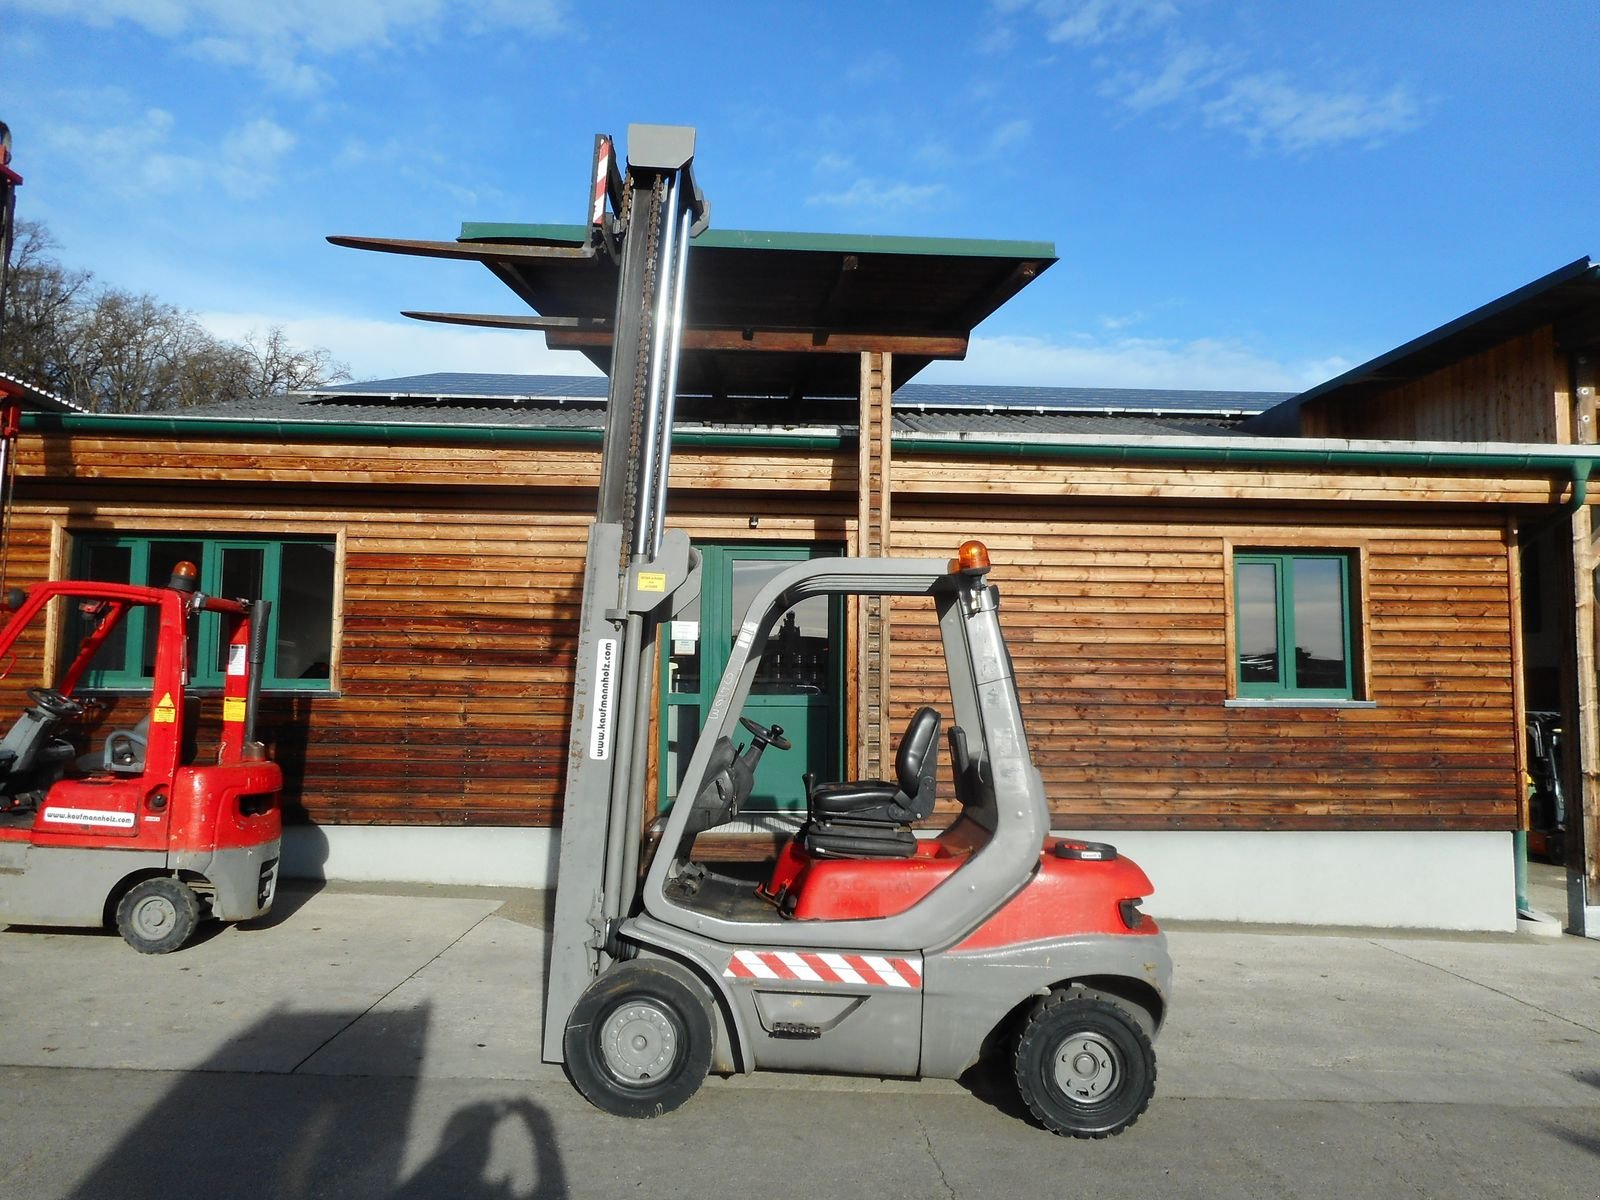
[618,173,666,572]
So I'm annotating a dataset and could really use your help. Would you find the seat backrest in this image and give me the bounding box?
[894,706,942,821]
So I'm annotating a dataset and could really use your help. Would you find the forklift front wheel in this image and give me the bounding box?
[115,877,201,955]
[563,960,716,1119]
[1013,992,1156,1138]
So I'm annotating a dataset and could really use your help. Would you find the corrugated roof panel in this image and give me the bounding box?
[295,373,1283,417]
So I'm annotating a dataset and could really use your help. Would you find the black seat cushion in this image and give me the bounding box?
[801,819,917,860]
[807,707,941,825]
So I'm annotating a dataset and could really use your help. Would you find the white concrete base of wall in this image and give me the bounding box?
[1060,828,1517,932]
[282,825,559,890]
[282,824,1519,932]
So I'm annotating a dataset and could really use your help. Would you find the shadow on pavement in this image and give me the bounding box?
[236,879,326,931]
[957,1054,1032,1125]
[61,1005,568,1199]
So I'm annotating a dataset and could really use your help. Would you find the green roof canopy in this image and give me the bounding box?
[330,222,1056,398]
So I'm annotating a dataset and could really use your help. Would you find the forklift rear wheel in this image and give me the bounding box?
[563,960,715,1119]
[1013,991,1156,1138]
[115,877,201,955]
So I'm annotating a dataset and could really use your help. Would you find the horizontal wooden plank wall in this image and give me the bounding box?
[14,436,853,495]
[4,465,853,828]
[20,433,1573,506]
[1296,326,1563,443]
[7,430,1546,833]
[889,501,1519,831]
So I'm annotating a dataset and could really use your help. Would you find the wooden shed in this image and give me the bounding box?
[6,232,1600,931]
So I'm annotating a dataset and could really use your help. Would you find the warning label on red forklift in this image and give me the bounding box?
[589,638,618,760]
[42,806,136,829]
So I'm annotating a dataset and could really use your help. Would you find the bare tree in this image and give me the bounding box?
[242,325,351,395]
[0,220,350,412]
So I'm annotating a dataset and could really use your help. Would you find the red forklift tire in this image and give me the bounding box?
[115,877,201,955]
[563,959,716,1119]
[1013,991,1156,1138]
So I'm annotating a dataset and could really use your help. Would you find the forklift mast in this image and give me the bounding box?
[1,120,25,585]
[543,126,709,1062]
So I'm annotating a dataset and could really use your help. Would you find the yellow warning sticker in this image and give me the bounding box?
[637,572,667,593]
[223,697,247,723]
[152,693,177,724]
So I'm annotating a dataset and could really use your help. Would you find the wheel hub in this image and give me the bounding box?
[1053,1033,1121,1101]
[599,1002,678,1086]
[132,896,176,938]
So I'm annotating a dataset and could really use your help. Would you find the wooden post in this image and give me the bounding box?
[1575,354,1600,896]
[856,351,892,777]
[1506,519,1529,829]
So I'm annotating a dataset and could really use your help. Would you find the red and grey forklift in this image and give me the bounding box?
[0,563,283,952]
[532,127,1172,1137]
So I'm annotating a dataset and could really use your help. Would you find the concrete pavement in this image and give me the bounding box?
[2,873,1598,1198]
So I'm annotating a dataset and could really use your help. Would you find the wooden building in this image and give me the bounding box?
[1250,257,1600,935]
[7,232,1600,931]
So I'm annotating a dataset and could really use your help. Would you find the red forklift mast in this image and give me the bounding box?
[1,119,26,583]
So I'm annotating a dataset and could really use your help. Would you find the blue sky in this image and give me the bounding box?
[2,0,1597,393]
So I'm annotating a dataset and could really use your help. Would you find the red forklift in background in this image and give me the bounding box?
[0,119,283,952]
[0,562,283,952]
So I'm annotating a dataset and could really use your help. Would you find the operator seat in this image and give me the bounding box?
[76,713,151,776]
[800,706,941,859]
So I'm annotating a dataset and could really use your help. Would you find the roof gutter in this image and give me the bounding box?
[892,430,1600,509]
[892,430,1600,474]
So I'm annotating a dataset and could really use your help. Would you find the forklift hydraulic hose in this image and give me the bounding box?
[244,599,271,746]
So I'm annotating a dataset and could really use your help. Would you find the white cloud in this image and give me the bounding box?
[1103,39,1236,113]
[1033,0,1179,46]
[806,178,949,211]
[845,51,900,86]
[1001,3,1426,154]
[1203,74,1425,153]
[43,110,296,199]
[196,310,605,383]
[923,331,1349,392]
[11,0,569,94]
[46,108,203,197]
[986,118,1033,154]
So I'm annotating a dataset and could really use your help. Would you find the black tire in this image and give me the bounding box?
[115,877,201,955]
[1013,991,1156,1138]
[563,959,716,1119]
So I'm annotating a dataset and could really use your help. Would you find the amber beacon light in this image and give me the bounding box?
[955,540,992,574]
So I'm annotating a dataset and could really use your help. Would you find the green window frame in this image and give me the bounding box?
[1234,551,1357,700]
[71,534,337,692]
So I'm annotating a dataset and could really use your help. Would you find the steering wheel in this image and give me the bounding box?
[739,716,792,752]
[26,687,83,718]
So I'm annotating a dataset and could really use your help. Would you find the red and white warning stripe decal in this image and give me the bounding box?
[723,950,922,990]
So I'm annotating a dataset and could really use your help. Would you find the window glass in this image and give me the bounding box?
[277,543,334,682]
[215,547,265,673]
[729,560,832,697]
[1234,551,1355,699]
[141,541,203,677]
[76,544,132,674]
[1235,561,1280,685]
[70,534,336,691]
[667,594,702,696]
[662,705,699,803]
[1292,558,1348,691]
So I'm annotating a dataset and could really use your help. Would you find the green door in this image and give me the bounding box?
[660,544,843,815]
